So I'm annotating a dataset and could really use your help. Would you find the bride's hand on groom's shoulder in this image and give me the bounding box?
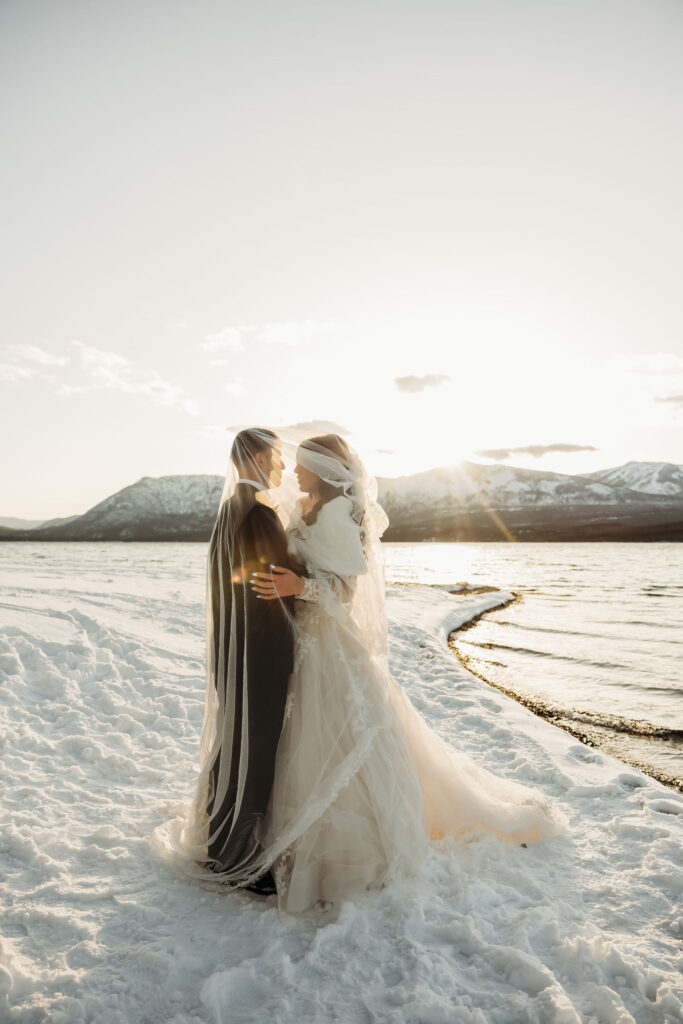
[250,566,305,600]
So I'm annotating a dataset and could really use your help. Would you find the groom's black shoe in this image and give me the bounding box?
[244,869,277,896]
[204,860,277,896]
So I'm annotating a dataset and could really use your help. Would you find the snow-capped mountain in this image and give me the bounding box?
[1,461,681,542]
[377,461,646,515]
[376,461,683,541]
[75,475,224,535]
[0,476,224,542]
[579,461,683,498]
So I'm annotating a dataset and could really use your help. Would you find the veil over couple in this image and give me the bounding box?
[153,427,566,913]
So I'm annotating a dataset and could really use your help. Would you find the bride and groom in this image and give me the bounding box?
[157,427,565,913]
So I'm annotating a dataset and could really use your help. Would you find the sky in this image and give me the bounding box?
[1,0,682,519]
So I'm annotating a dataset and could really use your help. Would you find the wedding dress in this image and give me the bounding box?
[264,492,566,914]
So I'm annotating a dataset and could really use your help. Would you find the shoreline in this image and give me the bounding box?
[446,585,683,794]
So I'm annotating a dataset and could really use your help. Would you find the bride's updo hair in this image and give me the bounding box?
[299,433,363,527]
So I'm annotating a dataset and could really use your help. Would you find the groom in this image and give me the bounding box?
[206,427,295,894]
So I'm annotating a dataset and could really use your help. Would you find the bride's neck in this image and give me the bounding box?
[301,490,320,514]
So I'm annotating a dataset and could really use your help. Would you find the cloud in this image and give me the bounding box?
[216,419,350,440]
[72,341,128,370]
[655,394,683,406]
[55,341,200,416]
[283,420,350,435]
[203,320,346,354]
[0,362,37,383]
[394,374,450,394]
[5,343,70,366]
[0,342,71,384]
[477,443,599,461]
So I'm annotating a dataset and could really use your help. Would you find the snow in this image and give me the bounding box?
[1,552,682,1023]
[583,462,683,499]
[376,461,666,522]
[83,475,224,529]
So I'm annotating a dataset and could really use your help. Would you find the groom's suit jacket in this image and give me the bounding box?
[206,483,295,877]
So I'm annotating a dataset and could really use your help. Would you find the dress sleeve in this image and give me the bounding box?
[294,498,366,618]
[298,577,320,602]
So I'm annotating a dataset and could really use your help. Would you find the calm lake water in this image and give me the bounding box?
[384,541,683,789]
[2,540,681,789]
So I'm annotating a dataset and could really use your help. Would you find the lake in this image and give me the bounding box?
[384,541,683,789]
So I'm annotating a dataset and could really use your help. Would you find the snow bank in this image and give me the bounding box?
[0,559,681,1024]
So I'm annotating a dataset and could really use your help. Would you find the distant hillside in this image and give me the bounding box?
[1,461,682,542]
[0,517,46,529]
[580,461,683,498]
[378,461,683,541]
[0,477,223,541]
[0,514,80,531]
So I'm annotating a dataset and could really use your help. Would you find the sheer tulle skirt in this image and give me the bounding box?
[264,602,566,913]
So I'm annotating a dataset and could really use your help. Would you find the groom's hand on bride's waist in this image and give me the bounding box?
[250,566,305,600]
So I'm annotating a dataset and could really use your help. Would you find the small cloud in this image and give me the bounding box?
[219,420,350,441]
[70,340,129,372]
[655,394,683,406]
[203,320,346,354]
[5,343,70,366]
[376,448,395,455]
[395,374,450,394]
[1,342,70,385]
[284,420,350,435]
[0,362,36,383]
[477,443,599,461]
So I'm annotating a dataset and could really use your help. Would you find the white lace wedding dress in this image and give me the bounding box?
[263,495,566,914]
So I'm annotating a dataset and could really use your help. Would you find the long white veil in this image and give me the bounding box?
[151,428,396,891]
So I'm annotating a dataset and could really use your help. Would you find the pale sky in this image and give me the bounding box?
[1,0,682,518]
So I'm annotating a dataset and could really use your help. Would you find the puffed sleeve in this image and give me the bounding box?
[295,497,367,618]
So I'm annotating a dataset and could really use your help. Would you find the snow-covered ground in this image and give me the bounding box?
[0,553,682,1024]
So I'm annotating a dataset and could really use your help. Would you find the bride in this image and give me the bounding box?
[153,429,566,913]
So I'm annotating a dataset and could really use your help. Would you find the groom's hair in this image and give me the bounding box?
[230,428,278,471]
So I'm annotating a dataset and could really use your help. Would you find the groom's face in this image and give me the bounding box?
[264,444,284,488]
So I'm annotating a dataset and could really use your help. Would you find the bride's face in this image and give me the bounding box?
[295,460,319,496]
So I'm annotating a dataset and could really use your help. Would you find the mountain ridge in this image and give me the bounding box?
[2,461,681,542]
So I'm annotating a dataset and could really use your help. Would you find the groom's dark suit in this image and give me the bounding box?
[206,482,294,892]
